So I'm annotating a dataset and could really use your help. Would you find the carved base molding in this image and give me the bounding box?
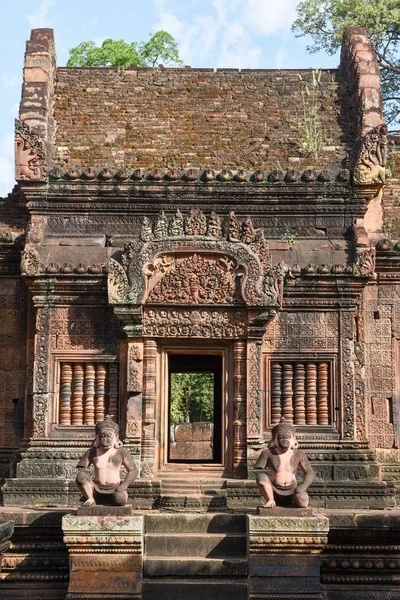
[247,513,329,599]
[62,514,143,599]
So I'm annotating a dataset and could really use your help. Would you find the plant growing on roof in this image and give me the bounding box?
[299,69,326,157]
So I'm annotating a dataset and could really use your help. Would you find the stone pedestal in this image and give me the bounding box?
[0,519,13,568]
[247,511,329,600]
[62,514,143,599]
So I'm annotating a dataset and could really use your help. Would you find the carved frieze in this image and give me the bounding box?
[15,119,46,181]
[21,246,44,276]
[143,308,247,339]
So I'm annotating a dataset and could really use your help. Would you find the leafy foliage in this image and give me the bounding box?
[170,373,214,424]
[67,31,184,68]
[292,0,400,125]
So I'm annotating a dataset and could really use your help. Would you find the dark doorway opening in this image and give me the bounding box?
[168,354,222,464]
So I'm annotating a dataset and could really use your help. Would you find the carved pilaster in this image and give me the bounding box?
[32,305,51,437]
[233,340,247,478]
[247,340,262,438]
[141,339,157,478]
[126,341,143,447]
[341,311,356,440]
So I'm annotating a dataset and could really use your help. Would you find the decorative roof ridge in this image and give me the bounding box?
[48,166,350,184]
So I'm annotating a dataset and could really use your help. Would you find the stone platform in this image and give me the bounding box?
[1,507,400,599]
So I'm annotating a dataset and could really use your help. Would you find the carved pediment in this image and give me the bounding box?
[145,253,242,305]
[107,209,291,309]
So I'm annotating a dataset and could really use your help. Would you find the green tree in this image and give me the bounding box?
[67,31,184,68]
[170,373,214,424]
[292,0,400,125]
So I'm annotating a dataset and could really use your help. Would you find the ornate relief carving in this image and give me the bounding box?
[127,342,143,393]
[15,119,46,181]
[353,248,376,277]
[50,306,118,353]
[353,124,387,185]
[263,311,339,352]
[109,211,290,310]
[185,208,207,236]
[21,246,44,276]
[108,258,130,304]
[143,308,247,338]
[247,340,262,437]
[341,311,356,440]
[146,253,240,305]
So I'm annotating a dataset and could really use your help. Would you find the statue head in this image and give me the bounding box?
[271,417,297,451]
[94,415,122,449]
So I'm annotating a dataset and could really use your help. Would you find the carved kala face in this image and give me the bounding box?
[99,428,115,449]
[275,431,294,451]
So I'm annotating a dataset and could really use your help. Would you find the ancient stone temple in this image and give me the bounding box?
[1,26,400,600]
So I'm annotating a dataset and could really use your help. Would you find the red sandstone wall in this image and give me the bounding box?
[54,68,351,171]
[383,136,400,238]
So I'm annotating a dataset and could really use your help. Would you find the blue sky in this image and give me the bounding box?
[0,0,340,197]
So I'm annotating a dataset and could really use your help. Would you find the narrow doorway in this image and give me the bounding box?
[168,354,222,464]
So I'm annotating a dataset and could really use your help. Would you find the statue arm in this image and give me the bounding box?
[77,449,92,469]
[117,449,138,492]
[254,448,271,470]
[296,451,315,493]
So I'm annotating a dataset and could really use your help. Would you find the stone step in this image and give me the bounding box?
[145,513,246,534]
[145,533,246,558]
[159,494,227,511]
[142,578,247,600]
[144,557,248,577]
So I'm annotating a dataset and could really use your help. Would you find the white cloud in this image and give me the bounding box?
[0,156,15,197]
[245,0,298,35]
[154,0,264,68]
[28,0,57,29]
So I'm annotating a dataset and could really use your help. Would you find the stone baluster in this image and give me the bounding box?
[294,363,306,425]
[317,362,329,425]
[282,364,293,422]
[84,363,95,425]
[233,340,247,477]
[108,363,119,421]
[306,363,317,424]
[271,363,282,424]
[95,363,106,422]
[59,363,72,425]
[71,363,84,425]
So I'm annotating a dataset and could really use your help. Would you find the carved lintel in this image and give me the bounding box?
[15,119,46,181]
